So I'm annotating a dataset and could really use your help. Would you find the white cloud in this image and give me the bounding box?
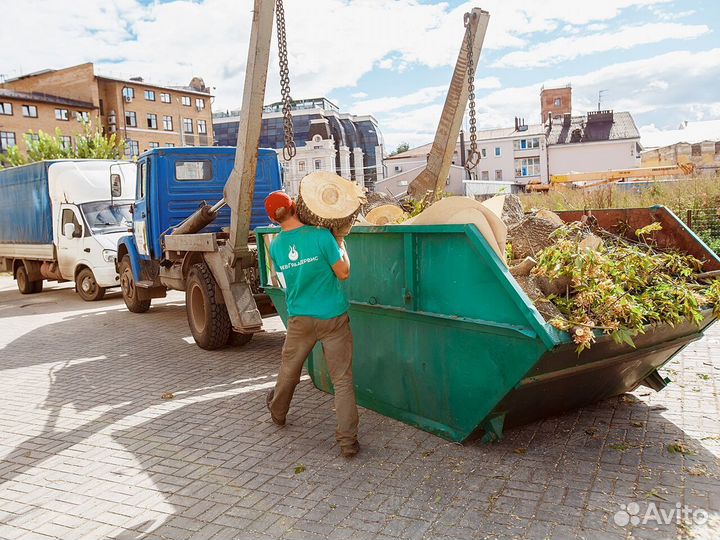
[354,77,500,115]
[380,47,720,148]
[351,91,368,99]
[0,0,682,111]
[494,23,710,68]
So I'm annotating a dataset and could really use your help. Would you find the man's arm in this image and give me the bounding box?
[331,237,350,281]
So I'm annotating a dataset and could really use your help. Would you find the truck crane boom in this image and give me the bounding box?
[407,8,489,201]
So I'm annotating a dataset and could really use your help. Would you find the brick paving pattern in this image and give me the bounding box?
[0,276,718,539]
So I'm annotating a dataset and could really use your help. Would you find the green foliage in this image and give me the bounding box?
[389,141,410,157]
[0,123,123,168]
[533,223,711,353]
[520,176,720,215]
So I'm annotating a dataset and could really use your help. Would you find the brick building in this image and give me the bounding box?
[0,63,213,157]
[0,89,96,153]
[540,85,572,123]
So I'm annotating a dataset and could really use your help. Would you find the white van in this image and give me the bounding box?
[0,159,136,300]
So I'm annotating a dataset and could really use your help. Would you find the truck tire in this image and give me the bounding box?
[119,256,151,313]
[16,264,42,295]
[186,262,231,350]
[229,331,254,347]
[76,267,106,302]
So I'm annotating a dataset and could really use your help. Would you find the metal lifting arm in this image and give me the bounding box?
[407,8,489,201]
[224,0,276,264]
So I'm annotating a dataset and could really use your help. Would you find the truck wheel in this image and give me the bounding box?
[16,264,42,295]
[186,262,231,350]
[229,331,254,347]
[76,268,106,301]
[119,256,151,313]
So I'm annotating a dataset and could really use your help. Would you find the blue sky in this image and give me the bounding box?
[1,0,718,150]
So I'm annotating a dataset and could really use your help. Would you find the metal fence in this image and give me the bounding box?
[684,208,720,252]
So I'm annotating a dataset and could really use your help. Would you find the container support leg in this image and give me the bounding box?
[481,412,506,443]
[640,369,671,392]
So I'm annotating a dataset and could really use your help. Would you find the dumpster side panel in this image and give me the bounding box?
[488,311,715,430]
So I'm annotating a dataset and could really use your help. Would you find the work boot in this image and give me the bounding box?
[340,441,360,459]
[266,389,285,426]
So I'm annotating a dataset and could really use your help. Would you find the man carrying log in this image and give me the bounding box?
[263,190,359,458]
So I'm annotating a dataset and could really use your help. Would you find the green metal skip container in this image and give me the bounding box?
[256,206,718,443]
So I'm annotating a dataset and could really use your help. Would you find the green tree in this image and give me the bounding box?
[1,122,124,167]
[388,141,410,157]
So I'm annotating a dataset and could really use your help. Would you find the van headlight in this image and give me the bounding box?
[102,250,117,263]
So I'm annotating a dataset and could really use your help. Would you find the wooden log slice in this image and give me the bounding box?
[365,204,407,225]
[296,172,366,233]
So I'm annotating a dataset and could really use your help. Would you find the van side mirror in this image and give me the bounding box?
[63,223,76,238]
[111,174,122,197]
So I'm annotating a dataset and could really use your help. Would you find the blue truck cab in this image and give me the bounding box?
[116,146,282,318]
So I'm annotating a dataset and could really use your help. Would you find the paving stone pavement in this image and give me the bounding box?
[0,275,718,540]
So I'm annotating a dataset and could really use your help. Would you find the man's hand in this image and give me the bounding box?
[331,239,350,281]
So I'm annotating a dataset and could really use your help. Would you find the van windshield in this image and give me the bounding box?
[80,200,132,234]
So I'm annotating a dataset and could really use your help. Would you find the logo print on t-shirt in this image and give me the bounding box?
[288,245,299,262]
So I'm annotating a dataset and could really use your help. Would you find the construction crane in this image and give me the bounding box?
[526,162,695,192]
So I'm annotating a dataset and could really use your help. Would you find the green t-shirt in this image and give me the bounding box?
[269,225,349,319]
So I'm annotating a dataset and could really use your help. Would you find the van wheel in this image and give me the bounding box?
[76,268,106,301]
[186,262,231,350]
[119,256,151,313]
[16,264,42,295]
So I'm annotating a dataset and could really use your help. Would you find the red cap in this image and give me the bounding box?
[264,191,294,222]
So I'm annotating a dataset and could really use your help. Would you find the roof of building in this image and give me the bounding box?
[640,119,720,148]
[546,111,639,145]
[0,88,96,109]
[96,74,213,96]
[385,123,545,161]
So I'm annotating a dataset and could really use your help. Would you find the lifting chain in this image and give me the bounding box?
[276,0,296,162]
[463,11,480,171]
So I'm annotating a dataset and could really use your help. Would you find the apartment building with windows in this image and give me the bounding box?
[214,97,384,195]
[0,88,96,153]
[1,63,213,158]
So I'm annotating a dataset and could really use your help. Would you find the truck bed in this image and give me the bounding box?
[0,162,54,256]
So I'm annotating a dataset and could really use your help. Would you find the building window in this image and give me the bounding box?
[182,118,193,133]
[554,97,561,107]
[181,96,191,106]
[494,147,501,157]
[144,90,155,101]
[0,102,12,115]
[59,136,72,150]
[147,113,158,129]
[195,98,205,110]
[298,161,306,172]
[691,144,702,157]
[122,87,135,100]
[481,170,489,181]
[0,131,16,151]
[26,133,40,144]
[513,137,540,151]
[514,156,541,177]
[163,115,173,131]
[314,159,322,171]
[481,148,487,158]
[160,92,171,103]
[22,105,38,118]
[125,140,139,157]
[75,111,90,123]
[495,169,502,181]
[165,142,175,147]
[55,108,69,121]
[149,142,159,149]
[198,120,207,134]
[125,111,137,127]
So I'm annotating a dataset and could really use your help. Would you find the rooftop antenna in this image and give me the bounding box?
[598,89,608,111]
